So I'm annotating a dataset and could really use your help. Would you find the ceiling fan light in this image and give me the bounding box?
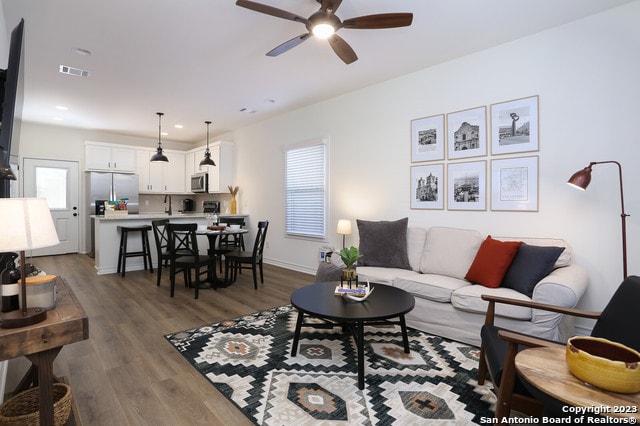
[312,23,335,38]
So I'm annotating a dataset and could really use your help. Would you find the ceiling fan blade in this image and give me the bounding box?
[266,33,311,57]
[328,34,357,64]
[342,13,413,29]
[330,0,343,16]
[236,0,308,24]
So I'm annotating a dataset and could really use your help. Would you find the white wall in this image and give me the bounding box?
[12,2,640,334]
[231,1,640,333]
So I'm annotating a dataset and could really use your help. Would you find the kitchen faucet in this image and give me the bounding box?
[164,194,172,215]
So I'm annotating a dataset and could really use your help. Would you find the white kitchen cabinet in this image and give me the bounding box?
[136,149,185,193]
[188,141,234,193]
[163,151,185,193]
[85,142,136,172]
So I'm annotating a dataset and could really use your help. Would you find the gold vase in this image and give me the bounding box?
[230,195,237,214]
[342,268,357,287]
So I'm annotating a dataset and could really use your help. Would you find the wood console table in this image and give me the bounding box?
[516,345,640,420]
[0,277,89,425]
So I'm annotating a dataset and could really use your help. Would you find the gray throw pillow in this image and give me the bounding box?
[357,218,411,269]
[314,262,343,282]
[502,243,565,297]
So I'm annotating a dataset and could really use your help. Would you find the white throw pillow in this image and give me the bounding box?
[419,227,483,279]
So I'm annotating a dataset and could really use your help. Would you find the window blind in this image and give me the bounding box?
[285,142,327,239]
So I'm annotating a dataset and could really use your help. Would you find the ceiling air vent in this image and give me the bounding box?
[59,65,90,77]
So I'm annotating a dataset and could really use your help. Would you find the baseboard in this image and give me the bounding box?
[263,258,316,275]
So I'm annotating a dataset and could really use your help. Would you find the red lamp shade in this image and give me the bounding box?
[567,166,592,191]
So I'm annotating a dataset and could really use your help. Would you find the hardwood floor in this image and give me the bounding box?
[4,254,314,425]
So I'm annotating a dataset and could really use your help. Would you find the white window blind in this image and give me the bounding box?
[285,141,327,239]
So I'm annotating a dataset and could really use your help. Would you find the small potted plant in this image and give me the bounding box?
[338,246,362,282]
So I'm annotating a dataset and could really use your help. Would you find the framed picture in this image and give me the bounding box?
[410,164,444,209]
[491,95,539,155]
[446,106,487,160]
[447,161,486,211]
[411,114,444,162]
[491,156,539,211]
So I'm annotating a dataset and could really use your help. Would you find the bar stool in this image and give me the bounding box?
[117,225,153,277]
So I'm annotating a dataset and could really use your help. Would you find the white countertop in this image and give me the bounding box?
[91,212,248,220]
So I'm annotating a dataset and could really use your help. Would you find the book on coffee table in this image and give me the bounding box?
[334,286,367,297]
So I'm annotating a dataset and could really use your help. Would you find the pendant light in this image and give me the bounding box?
[150,112,169,162]
[199,120,216,167]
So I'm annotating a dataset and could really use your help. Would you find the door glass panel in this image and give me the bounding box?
[35,167,68,209]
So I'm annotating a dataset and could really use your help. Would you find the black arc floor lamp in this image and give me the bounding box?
[567,160,629,279]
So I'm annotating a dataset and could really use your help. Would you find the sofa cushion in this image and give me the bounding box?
[394,274,469,303]
[420,227,483,279]
[406,227,427,271]
[357,266,415,286]
[357,218,411,269]
[465,236,522,288]
[451,285,532,320]
[502,243,565,297]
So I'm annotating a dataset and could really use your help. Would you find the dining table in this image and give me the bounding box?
[197,226,249,288]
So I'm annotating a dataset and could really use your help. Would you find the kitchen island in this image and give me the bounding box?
[91,213,249,275]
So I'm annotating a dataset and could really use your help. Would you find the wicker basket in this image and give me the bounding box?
[0,383,72,426]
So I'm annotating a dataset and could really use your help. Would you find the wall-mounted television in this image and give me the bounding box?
[0,19,25,197]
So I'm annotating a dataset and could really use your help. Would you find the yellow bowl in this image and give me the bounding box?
[566,336,640,394]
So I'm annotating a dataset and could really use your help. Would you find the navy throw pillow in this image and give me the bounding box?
[502,243,565,297]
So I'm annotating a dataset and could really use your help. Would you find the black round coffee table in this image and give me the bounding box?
[290,281,415,389]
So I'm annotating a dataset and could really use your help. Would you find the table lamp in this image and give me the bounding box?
[567,161,629,278]
[0,198,60,328]
[336,219,352,249]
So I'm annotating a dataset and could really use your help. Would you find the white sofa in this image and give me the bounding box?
[352,225,589,347]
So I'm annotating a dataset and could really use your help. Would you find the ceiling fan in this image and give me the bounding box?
[235,0,413,64]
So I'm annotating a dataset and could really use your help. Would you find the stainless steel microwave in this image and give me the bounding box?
[190,172,208,193]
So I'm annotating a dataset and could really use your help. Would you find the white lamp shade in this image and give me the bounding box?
[0,198,60,251]
[336,219,352,235]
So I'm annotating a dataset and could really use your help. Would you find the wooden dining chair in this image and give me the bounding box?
[212,217,246,272]
[478,275,640,420]
[224,220,269,289]
[167,223,216,299]
[151,219,170,287]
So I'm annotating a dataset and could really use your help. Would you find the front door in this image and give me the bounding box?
[22,158,80,256]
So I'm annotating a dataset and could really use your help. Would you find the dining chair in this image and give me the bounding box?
[167,223,216,299]
[151,219,170,287]
[212,217,246,272]
[224,220,269,289]
[478,275,640,420]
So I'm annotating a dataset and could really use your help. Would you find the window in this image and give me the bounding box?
[285,139,328,239]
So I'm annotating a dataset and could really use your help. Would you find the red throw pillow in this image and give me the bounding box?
[465,236,522,288]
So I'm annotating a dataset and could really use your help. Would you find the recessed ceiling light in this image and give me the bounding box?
[161,132,168,136]
[174,124,183,129]
[240,107,256,114]
[53,117,63,121]
[55,105,68,111]
[72,47,92,56]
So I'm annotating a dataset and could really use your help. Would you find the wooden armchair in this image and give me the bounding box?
[478,275,640,420]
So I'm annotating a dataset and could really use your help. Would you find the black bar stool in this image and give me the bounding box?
[117,225,153,277]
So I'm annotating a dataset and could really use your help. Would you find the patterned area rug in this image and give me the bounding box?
[165,305,496,425]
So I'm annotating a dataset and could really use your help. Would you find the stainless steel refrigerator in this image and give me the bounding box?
[86,171,139,257]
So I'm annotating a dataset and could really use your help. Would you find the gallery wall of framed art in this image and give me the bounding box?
[410,95,539,212]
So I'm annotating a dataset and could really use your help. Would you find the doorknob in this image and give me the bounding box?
[73,213,78,217]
